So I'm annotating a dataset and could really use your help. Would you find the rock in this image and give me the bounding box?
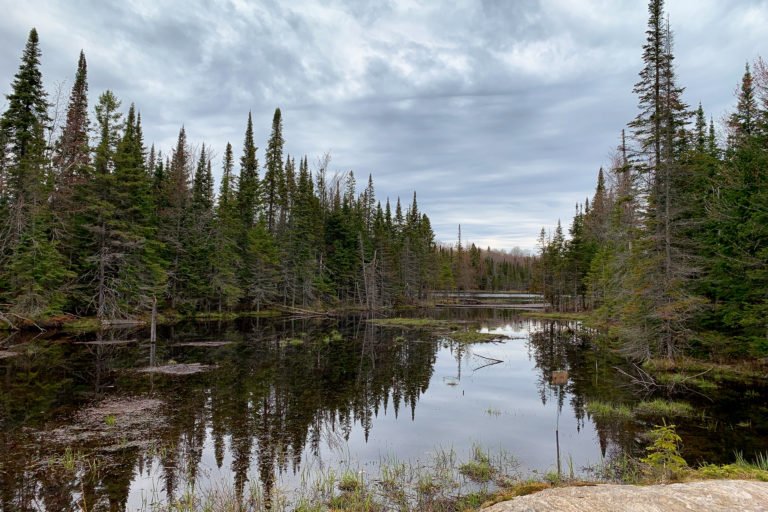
[483,480,768,512]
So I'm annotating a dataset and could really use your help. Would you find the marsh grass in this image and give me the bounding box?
[654,372,719,390]
[694,451,768,482]
[118,445,521,512]
[585,401,633,421]
[634,399,693,418]
[642,357,765,382]
[459,446,495,483]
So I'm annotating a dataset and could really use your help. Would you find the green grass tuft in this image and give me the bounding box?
[635,399,693,418]
[585,401,634,421]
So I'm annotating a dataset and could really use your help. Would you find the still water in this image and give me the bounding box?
[0,309,766,510]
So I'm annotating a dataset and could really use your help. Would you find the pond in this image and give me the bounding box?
[0,308,766,510]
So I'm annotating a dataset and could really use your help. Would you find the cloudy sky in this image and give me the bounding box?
[1,0,766,251]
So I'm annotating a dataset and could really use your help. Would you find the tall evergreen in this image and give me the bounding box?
[263,107,284,233]
[211,143,243,310]
[237,112,259,228]
[54,51,90,179]
[109,105,166,314]
[1,28,51,209]
[160,126,191,309]
[624,0,694,358]
[52,50,90,246]
[0,28,72,317]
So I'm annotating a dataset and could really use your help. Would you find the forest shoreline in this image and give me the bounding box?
[4,303,766,382]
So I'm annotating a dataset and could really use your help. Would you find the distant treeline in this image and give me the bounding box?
[535,0,768,360]
[0,29,533,323]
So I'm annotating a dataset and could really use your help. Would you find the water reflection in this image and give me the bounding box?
[0,312,765,510]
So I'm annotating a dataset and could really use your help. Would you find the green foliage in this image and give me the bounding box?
[536,0,768,362]
[640,423,688,482]
[585,401,634,421]
[459,447,494,483]
[634,399,693,418]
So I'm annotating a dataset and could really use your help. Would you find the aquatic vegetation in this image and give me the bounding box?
[459,446,495,483]
[322,329,344,343]
[654,372,719,390]
[642,357,766,382]
[446,330,504,344]
[585,401,634,421]
[634,399,693,418]
[367,317,460,329]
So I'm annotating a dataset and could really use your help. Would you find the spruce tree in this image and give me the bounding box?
[627,0,695,358]
[1,28,51,207]
[159,126,192,309]
[110,105,166,314]
[237,112,259,229]
[211,143,243,310]
[0,28,72,317]
[263,108,284,233]
[54,51,90,180]
[728,63,758,148]
[52,50,90,249]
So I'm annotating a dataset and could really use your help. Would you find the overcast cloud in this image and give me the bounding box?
[1,0,766,250]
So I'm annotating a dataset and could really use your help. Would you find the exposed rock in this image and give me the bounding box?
[483,480,768,512]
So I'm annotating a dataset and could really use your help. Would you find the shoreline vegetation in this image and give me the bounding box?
[50,433,768,512]
[4,301,765,379]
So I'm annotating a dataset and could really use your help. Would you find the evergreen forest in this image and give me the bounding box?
[0,29,533,326]
[536,0,768,360]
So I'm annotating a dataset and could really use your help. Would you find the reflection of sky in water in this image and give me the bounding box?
[127,321,602,506]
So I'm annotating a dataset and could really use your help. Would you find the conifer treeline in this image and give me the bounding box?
[0,29,533,322]
[535,0,768,360]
